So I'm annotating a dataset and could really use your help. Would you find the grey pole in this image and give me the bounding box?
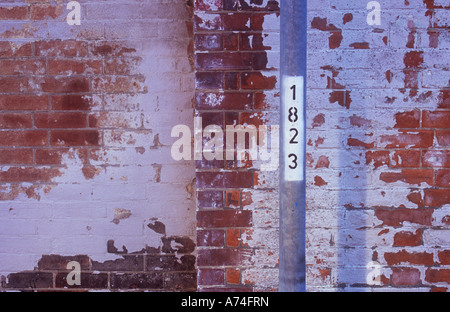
[279,0,307,292]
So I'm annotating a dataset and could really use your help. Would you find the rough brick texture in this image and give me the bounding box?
[0,0,196,292]
[306,0,450,291]
[1,0,449,293]
[194,0,280,292]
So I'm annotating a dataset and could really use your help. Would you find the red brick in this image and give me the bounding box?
[197,248,252,266]
[349,42,370,49]
[195,0,222,11]
[391,268,421,286]
[403,70,419,89]
[0,95,48,111]
[196,72,224,89]
[226,229,241,247]
[196,172,224,188]
[223,33,239,51]
[103,57,143,75]
[0,114,33,129]
[393,229,423,247]
[0,77,35,93]
[251,13,276,31]
[196,156,225,170]
[197,190,224,208]
[35,112,87,129]
[438,250,450,265]
[407,191,424,208]
[0,167,52,183]
[438,89,449,108]
[92,255,144,272]
[194,14,223,31]
[48,59,102,75]
[196,52,252,70]
[224,171,253,188]
[423,150,450,168]
[30,4,63,20]
[252,51,269,70]
[424,189,450,207]
[0,59,46,75]
[241,72,277,90]
[197,229,225,247]
[225,190,240,207]
[0,42,33,57]
[0,6,29,20]
[6,272,53,289]
[0,149,33,165]
[198,285,253,292]
[384,250,434,266]
[90,41,135,57]
[329,90,352,109]
[425,269,450,284]
[197,111,224,127]
[50,130,100,146]
[197,210,252,228]
[315,155,330,169]
[347,138,375,149]
[40,77,90,93]
[0,130,47,146]
[394,110,420,128]
[51,95,92,111]
[37,255,91,271]
[422,110,450,128]
[436,130,450,147]
[390,150,420,168]
[403,51,424,68]
[222,0,238,10]
[223,13,251,31]
[379,169,433,186]
[110,273,163,290]
[35,40,88,57]
[254,91,278,110]
[36,148,88,165]
[198,268,225,286]
[55,272,108,289]
[380,130,434,148]
[224,72,240,90]
[240,33,271,51]
[92,76,145,93]
[436,169,450,188]
[226,268,241,285]
[310,16,340,32]
[194,34,223,51]
[375,208,433,226]
[195,92,252,110]
[365,151,390,168]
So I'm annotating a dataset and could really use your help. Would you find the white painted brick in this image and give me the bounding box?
[252,208,279,228]
[0,219,36,235]
[423,229,450,247]
[92,183,147,201]
[432,206,450,228]
[241,268,279,289]
[241,228,278,249]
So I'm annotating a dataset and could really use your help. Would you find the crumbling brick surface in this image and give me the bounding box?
[194,0,280,292]
[306,0,450,291]
[0,0,196,292]
[1,0,449,292]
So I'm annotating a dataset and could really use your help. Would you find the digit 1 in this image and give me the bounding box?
[290,85,296,101]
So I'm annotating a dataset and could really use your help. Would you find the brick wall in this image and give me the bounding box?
[0,0,448,293]
[306,0,449,291]
[0,0,197,291]
[193,0,280,291]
